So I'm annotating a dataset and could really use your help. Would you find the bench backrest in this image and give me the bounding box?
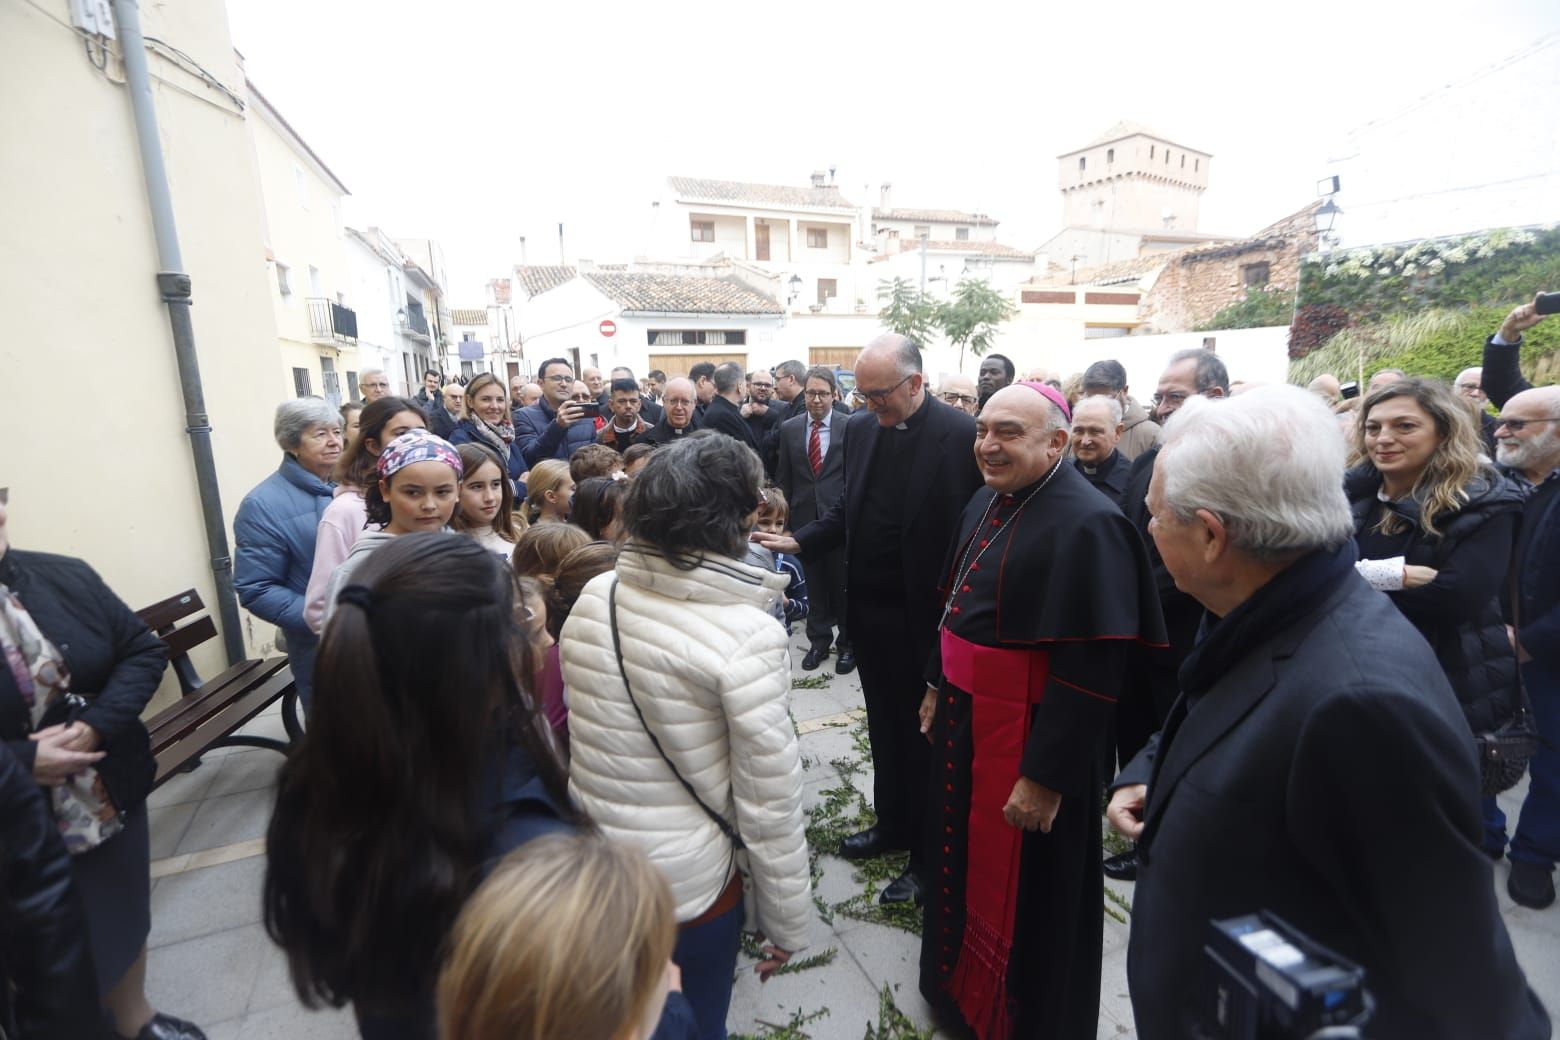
[135,589,217,695]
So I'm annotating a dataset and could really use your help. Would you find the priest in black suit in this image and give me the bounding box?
[699,362,759,451]
[917,383,1164,1040]
[774,366,852,672]
[756,334,982,905]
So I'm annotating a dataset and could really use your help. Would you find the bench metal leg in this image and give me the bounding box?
[210,734,290,755]
[281,688,304,742]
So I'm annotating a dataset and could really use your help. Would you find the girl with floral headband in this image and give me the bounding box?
[321,429,462,626]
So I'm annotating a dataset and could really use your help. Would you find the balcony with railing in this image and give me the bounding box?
[398,301,431,343]
[307,298,358,344]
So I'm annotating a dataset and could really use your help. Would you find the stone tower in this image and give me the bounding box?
[1056,122,1211,234]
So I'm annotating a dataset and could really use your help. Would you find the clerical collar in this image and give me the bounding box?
[611,418,638,433]
[891,392,933,432]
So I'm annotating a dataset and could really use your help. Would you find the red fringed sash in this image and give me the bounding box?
[940,629,1048,1040]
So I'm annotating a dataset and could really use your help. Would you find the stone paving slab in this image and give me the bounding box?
[139,627,1557,1039]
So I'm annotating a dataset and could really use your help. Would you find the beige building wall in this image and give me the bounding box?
[1,0,291,696]
[248,89,360,405]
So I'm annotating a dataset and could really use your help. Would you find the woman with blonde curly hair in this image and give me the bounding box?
[437,832,695,1040]
[1346,377,1525,852]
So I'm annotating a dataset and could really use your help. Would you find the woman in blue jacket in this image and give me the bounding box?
[233,399,343,706]
[447,373,525,492]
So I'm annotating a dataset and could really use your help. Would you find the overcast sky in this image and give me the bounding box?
[227,0,1560,302]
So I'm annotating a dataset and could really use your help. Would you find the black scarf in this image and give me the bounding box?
[1178,541,1358,701]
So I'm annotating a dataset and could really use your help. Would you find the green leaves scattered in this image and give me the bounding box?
[729,1006,831,1039]
[792,673,835,690]
[862,984,934,1040]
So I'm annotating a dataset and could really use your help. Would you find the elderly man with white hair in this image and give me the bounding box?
[357,367,390,403]
[1107,385,1548,1040]
[913,380,1163,1039]
[937,372,980,416]
[233,399,342,706]
[1070,394,1128,504]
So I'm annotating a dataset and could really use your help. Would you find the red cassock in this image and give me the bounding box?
[919,461,1165,1040]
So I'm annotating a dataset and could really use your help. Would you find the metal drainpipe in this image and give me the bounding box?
[112,0,246,664]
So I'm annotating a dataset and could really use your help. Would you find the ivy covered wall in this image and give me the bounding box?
[1286,224,1560,381]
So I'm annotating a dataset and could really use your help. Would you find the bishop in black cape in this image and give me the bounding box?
[919,383,1164,1040]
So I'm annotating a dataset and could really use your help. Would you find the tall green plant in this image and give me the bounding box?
[876,277,938,344]
[938,278,1015,372]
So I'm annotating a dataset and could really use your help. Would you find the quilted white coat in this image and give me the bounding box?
[561,545,812,953]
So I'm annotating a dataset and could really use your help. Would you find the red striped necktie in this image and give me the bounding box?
[808,419,823,477]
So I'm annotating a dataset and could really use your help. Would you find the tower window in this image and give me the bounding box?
[1195,158,1200,172]
[1181,154,1186,168]
[1150,145,1155,159]
[1107,148,1114,163]
[1079,156,1086,171]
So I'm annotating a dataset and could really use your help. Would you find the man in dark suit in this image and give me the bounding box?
[700,362,758,450]
[1107,386,1548,1040]
[757,335,982,905]
[775,366,852,673]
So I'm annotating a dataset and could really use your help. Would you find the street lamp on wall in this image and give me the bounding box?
[395,308,407,327]
[787,274,803,306]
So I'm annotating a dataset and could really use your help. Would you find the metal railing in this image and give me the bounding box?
[307,298,358,343]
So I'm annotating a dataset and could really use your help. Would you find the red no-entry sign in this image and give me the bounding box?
[599,320,617,337]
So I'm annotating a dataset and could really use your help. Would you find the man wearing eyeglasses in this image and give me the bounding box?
[937,373,979,416]
[513,357,597,465]
[775,367,852,674]
[1487,359,1560,909]
[1105,348,1229,882]
[358,368,391,403]
[756,334,982,907]
[641,377,701,446]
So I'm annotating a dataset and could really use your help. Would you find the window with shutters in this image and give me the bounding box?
[806,227,828,248]
[691,220,715,242]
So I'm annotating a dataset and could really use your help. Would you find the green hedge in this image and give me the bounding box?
[1288,305,1560,386]
[1296,225,1560,320]
[1197,287,1294,331]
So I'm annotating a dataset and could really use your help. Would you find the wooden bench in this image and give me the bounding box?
[136,589,303,788]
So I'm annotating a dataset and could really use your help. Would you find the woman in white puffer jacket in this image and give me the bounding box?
[561,433,811,1040]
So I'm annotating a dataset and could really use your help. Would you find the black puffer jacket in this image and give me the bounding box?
[1347,466,1523,732]
[0,742,101,1039]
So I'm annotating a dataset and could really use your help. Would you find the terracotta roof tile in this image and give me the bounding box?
[515,266,577,297]
[584,273,783,315]
[873,207,998,226]
[449,308,488,325]
[668,176,856,212]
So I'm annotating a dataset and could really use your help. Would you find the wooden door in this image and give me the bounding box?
[808,347,860,369]
[648,353,749,378]
[755,222,770,261]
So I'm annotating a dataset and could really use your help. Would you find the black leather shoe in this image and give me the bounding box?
[801,646,828,671]
[1508,860,1556,909]
[1102,848,1139,881]
[879,868,925,906]
[835,649,857,675]
[136,1013,207,1040]
[838,825,894,860]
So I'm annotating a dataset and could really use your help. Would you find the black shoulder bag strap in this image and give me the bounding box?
[609,577,745,850]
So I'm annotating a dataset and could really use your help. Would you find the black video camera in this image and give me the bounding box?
[1195,912,1372,1040]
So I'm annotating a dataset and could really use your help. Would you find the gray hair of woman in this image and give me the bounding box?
[273,398,342,452]
[1158,384,1354,562]
[623,434,763,569]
